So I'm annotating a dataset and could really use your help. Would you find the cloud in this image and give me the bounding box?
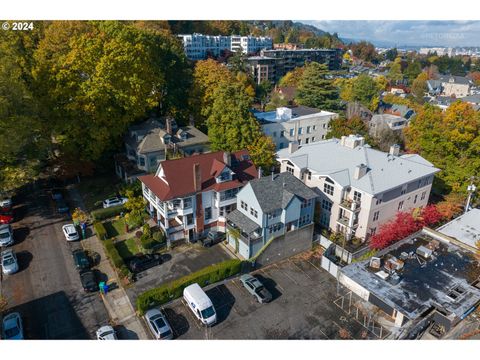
[301,20,480,46]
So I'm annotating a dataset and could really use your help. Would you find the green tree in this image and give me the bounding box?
[279,67,305,87]
[411,72,429,103]
[404,60,422,84]
[265,92,289,111]
[387,58,403,83]
[207,82,261,152]
[337,74,382,111]
[384,48,398,61]
[256,80,273,110]
[326,116,369,140]
[247,135,276,175]
[295,62,339,111]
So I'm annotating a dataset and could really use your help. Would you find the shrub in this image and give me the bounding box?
[140,234,156,250]
[93,221,107,240]
[152,230,165,243]
[103,238,131,278]
[91,205,124,221]
[136,259,243,314]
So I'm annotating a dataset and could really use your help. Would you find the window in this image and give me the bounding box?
[204,207,212,221]
[401,188,407,195]
[305,138,310,144]
[320,212,329,227]
[289,128,294,137]
[149,156,157,167]
[370,227,377,236]
[321,199,332,212]
[321,135,326,140]
[138,157,145,167]
[398,201,404,211]
[306,126,311,134]
[375,197,382,205]
[353,191,362,203]
[250,207,258,218]
[298,139,302,145]
[280,130,285,137]
[301,199,311,209]
[323,123,327,129]
[307,171,312,180]
[241,200,248,211]
[414,194,418,204]
[312,125,317,131]
[286,166,294,175]
[421,191,426,201]
[324,183,334,196]
[373,211,379,221]
[298,127,303,135]
[311,136,315,142]
[272,131,277,137]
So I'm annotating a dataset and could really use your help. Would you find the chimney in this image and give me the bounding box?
[389,144,400,157]
[343,134,365,149]
[193,163,201,192]
[288,141,299,154]
[223,152,231,167]
[258,167,263,178]
[340,136,347,146]
[354,164,368,180]
[166,117,173,135]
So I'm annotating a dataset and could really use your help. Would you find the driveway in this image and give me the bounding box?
[160,251,387,340]
[126,243,234,306]
[0,181,109,339]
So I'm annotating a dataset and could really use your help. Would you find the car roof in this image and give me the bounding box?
[63,224,76,231]
[1,249,14,257]
[3,312,20,325]
[0,225,11,232]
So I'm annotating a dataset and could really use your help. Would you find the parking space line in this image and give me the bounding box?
[288,259,312,280]
[181,299,202,330]
[278,268,299,285]
[305,259,323,273]
[259,268,285,291]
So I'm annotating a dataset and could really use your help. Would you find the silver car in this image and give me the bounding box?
[96,325,117,340]
[1,249,19,275]
[144,309,173,340]
[102,197,128,209]
[2,312,24,340]
[0,224,14,247]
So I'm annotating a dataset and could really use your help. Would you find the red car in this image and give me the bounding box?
[0,210,14,224]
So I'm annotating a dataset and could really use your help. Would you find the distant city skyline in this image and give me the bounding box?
[301,20,480,47]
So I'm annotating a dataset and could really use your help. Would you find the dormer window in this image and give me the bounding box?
[218,171,231,182]
[162,134,171,144]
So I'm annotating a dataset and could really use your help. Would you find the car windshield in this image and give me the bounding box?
[100,330,114,338]
[160,329,172,338]
[255,286,265,293]
[153,316,166,328]
[0,232,10,239]
[201,306,215,319]
[5,326,20,338]
[3,257,15,265]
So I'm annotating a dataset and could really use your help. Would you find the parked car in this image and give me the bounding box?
[79,269,97,292]
[1,249,19,275]
[55,198,69,213]
[0,224,14,247]
[72,249,90,271]
[144,309,173,340]
[201,231,226,247]
[102,197,128,209]
[2,312,24,340]
[96,325,117,340]
[62,224,80,241]
[50,188,63,201]
[0,209,14,224]
[127,254,163,273]
[0,196,12,210]
[239,274,272,303]
[183,283,217,326]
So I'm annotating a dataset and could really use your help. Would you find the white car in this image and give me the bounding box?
[0,224,14,247]
[144,309,173,340]
[1,249,19,275]
[96,325,117,340]
[62,224,80,241]
[0,197,12,209]
[102,197,128,209]
[2,312,24,340]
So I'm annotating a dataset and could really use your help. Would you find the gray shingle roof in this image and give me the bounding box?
[249,172,318,213]
[226,209,260,234]
[277,138,440,196]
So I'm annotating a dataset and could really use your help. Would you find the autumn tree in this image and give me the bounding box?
[350,41,378,63]
[247,135,277,175]
[295,62,339,111]
[326,116,369,140]
[468,71,480,86]
[411,72,429,103]
[279,67,305,88]
[337,74,382,111]
[404,60,422,84]
[387,57,403,83]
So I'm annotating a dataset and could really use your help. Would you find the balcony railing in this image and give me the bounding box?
[339,199,361,212]
[336,216,358,228]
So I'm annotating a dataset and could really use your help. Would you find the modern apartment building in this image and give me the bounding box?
[276,135,440,242]
[248,48,342,84]
[178,33,272,60]
[139,150,258,244]
[253,106,338,150]
[226,172,317,259]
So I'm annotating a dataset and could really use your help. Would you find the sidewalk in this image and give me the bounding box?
[67,184,149,340]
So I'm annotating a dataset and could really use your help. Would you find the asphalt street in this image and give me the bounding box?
[1,181,109,339]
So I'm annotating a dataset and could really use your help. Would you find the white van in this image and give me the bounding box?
[183,283,217,326]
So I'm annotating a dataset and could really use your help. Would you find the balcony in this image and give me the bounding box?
[339,199,361,213]
[336,216,358,229]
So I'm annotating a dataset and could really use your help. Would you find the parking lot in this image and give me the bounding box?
[159,251,381,340]
[126,242,234,305]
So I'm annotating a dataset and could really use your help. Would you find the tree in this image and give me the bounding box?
[350,41,378,63]
[265,92,289,111]
[247,135,276,175]
[411,72,429,103]
[124,189,147,228]
[337,74,382,112]
[326,116,369,140]
[387,58,403,83]
[404,60,422,84]
[468,71,480,86]
[279,67,305,88]
[295,62,339,111]
[256,80,273,110]
[384,48,398,61]
[207,82,261,152]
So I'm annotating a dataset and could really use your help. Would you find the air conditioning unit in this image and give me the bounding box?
[416,245,433,259]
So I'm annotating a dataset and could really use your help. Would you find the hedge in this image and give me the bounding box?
[103,238,131,279]
[93,221,107,240]
[136,259,243,314]
[91,205,125,221]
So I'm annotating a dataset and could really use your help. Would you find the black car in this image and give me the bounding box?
[55,198,69,213]
[80,270,97,292]
[201,231,226,247]
[128,254,163,273]
[72,249,90,271]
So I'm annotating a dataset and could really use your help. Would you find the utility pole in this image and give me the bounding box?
[465,176,476,214]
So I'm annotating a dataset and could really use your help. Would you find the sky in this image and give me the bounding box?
[301,21,480,47]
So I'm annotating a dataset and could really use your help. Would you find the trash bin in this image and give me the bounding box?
[99,281,105,294]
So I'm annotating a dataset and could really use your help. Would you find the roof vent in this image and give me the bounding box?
[389,144,400,156]
[354,164,368,180]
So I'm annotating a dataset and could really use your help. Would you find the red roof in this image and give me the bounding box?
[139,150,257,201]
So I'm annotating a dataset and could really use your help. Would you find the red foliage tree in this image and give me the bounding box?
[418,204,443,227]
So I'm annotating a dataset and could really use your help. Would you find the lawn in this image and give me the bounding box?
[115,238,141,260]
[103,218,127,238]
[77,175,121,212]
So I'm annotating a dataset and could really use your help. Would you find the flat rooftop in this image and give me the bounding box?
[437,209,480,250]
[340,229,480,321]
[253,106,335,124]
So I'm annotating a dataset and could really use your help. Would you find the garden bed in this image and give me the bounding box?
[115,238,141,260]
[104,218,127,238]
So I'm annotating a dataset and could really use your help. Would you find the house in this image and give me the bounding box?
[115,118,210,183]
[369,114,408,138]
[226,172,317,260]
[276,135,440,242]
[339,227,480,337]
[253,106,338,150]
[427,75,472,98]
[436,208,480,252]
[138,150,258,244]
